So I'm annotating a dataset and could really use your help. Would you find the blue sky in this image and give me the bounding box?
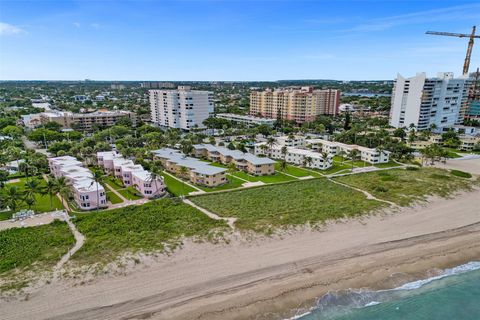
[1,0,480,81]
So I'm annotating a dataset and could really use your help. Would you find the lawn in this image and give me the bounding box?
[374,161,402,168]
[198,174,245,192]
[2,177,65,220]
[117,186,143,200]
[161,173,198,196]
[106,191,123,204]
[190,178,386,233]
[0,220,74,290]
[321,162,352,175]
[334,168,478,206]
[72,199,228,265]
[275,163,320,178]
[105,176,124,190]
[230,170,296,183]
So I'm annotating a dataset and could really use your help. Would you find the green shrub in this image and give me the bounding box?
[450,170,472,179]
[406,166,420,171]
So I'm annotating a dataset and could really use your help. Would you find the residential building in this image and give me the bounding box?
[305,139,390,164]
[152,148,228,187]
[215,113,275,127]
[192,144,276,176]
[39,109,137,131]
[250,87,341,123]
[48,156,107,210]
[149,86,214,130]
[275,135,306,148]
[389,72,472,131]
[254,143,332,170]
[97,151,166,198]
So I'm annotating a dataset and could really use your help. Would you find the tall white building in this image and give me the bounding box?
[149,86,214,130]
[389,72,472,131]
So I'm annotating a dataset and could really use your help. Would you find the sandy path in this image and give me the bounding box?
[53,215,85,276]
[1,190,480,320]
[183,199,237,230]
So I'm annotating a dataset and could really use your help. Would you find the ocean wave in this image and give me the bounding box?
[288,261,480,319]
[395,261,480,290]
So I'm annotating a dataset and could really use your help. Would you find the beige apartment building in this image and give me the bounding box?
[250,87,340,123]
[39,109,136,131]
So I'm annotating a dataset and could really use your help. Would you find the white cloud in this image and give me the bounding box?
[347,4,480,33]
[0,22,26,36]
[73,22,81,28]
[90,23,100,29]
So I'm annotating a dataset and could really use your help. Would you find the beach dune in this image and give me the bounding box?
[2,190,480,320]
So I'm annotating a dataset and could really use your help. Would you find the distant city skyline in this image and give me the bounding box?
[1,0,479,81]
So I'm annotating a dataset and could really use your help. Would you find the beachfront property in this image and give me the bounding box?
[276,135,306,148]
[48,156,107,210]
[389,72,472,131]
[215,113,275,127]
[306,139,390,164]
[407,134,480,152]
[191,144,276,176]
[254,143,332,170]
[152,148,228,187]
[97,151,166,198]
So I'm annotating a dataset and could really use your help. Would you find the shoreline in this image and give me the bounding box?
[1,190,480,320]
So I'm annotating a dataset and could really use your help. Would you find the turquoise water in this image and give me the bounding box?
[295,262,480,320]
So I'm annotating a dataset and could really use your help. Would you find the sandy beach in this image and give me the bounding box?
[1,189,480,320]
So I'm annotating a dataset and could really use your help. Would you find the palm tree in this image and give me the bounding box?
[260,144,268,156]
[44,177,59,210]
[55,177,71,212]
[281,145,288,160]
[338,150,347,164]
[321,151,330,169]
[149,163,163,198]
[279,159,287,171]
[24,178,43,211]
[266,137,276,156]
[90,169,105,211]
[179,166,189,196]
[348,149,359,170]
[2,185,23,213]
[303,156,313,168]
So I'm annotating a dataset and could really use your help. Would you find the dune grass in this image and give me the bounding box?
[190,178,386,233]
[72,199,228,265]
[334,168,478,206]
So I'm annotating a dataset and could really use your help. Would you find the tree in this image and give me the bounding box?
[55,177,71,212]
[257,124,272,137]
[338,150,347,164]
[24,178,43,208]
[266,137,276,156]
[43,121,63,132]
[90,169,105,211]
[279,159,287,171]
[149,163,163,199]
[393,128,406,141]
[2,185,23,213]
[281,145,288,160]
[44,178,59,210]
[348,149,359,170]
[227,142,236,150]
[343,112,351,130]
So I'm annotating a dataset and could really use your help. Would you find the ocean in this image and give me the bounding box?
[292,261,480,320]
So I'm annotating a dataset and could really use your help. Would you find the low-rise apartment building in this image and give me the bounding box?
[192,144,276,176]
[254,143,332,170]
[215,113,275,127]
[306,139,390,164]
[152,148,228,187]
[48,156,107,210]
[97,151,166,198]
[40,109,136,131]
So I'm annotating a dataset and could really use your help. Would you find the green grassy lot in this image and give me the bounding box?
[105,176,124,190]
[275,163,320,177]
[2,177,64,220]
[198,175,245,192]
[0,221,74,290]
[190,178,386,233]
[230,170,296,183]
[320,162,352,175]
[374,161,402,168]
[334,168,478,206]
[72,199,228,265]
[117,186,143,200]
[106,191,123,204]
[161,173,198,196]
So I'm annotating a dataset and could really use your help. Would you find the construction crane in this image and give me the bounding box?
[426,26,480,75]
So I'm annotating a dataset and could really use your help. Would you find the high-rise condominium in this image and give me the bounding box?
[250,87,340,123]
[389,72,472,131]
[149,86,214,130]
